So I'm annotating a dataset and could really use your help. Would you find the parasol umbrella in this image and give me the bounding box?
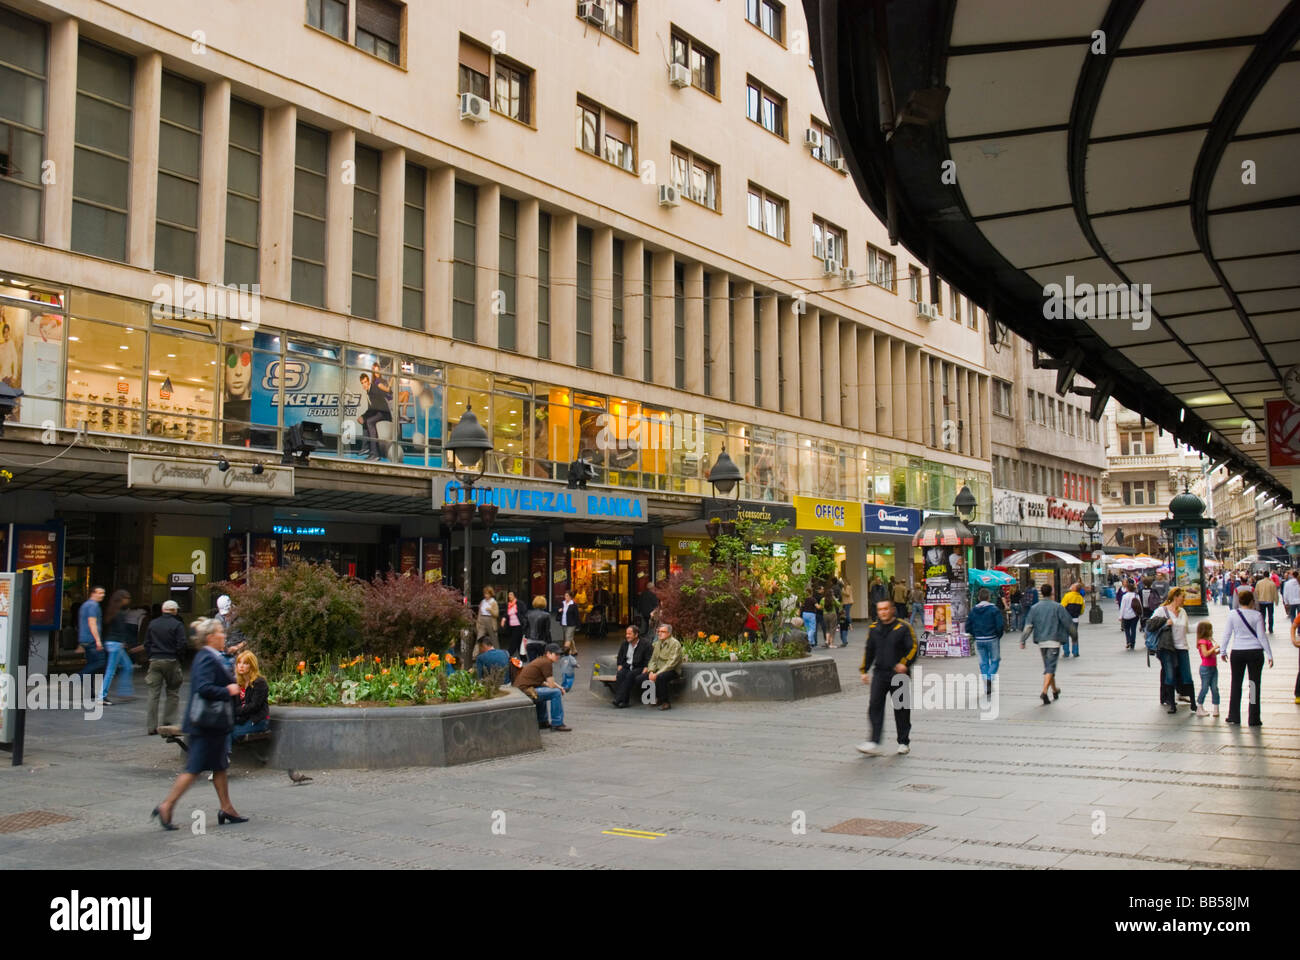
[969,568,1017,587]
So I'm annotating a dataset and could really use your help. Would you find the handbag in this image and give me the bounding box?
[188,650,234,731]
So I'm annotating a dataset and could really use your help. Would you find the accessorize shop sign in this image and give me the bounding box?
[128,455,294,497]
[438,478,647,523]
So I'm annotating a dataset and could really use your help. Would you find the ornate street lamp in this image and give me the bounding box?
[953,484,977,522]
[446,403,493,663]
[1083,503,1103,623]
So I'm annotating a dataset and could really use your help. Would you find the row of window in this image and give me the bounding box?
[0,274,990,509]
[993,456,1098,504]
[1025,387,1099,442]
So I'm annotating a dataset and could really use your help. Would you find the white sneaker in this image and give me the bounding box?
[856,741,882,756]
[1196,706,1210,717]
[897,744,910,755]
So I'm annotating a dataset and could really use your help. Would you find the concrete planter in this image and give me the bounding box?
[589,654,840,704]
[267,688,542,770]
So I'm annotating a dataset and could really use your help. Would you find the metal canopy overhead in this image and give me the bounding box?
[804,0,1300,507]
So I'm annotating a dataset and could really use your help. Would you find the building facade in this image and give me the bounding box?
[0,0,994,660]
[1100,399,1203,557]
[986,331,1107,591]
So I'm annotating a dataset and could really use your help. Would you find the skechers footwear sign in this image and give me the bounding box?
[439,479,647,523]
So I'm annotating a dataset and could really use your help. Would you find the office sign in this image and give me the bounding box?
[862,505,921,536]
[794,496,861,533]
[437,478,646,523]
[128,454,294,497]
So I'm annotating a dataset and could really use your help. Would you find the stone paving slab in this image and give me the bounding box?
[1,606,1297,869]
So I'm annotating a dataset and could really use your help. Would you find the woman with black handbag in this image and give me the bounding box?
[152,618,248,830]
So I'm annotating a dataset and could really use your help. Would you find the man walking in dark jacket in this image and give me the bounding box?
[611,624,654,707]
[145,600,187,734]
[857,598,919,756]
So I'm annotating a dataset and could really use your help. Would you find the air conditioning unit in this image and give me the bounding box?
[459,92,489,123]
[804,128,822,149]
[823,257,839,276]
[579,1,605,27]
[841,267,857,285]
[658,184,680,207]
[916,300,939,320]
[669,63,690,88]
[830,157,847,173]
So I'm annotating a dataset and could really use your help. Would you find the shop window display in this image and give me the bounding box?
[492,377,530,476]
[147,328,217,443]
[602,397,643,487]
[221,320,278,449]
[66,317,144,435]
[0,281,64,429]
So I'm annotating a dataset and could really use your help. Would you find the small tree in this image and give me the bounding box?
[660,517,813,648]
[222,561,364,672]
[362,573,471,661]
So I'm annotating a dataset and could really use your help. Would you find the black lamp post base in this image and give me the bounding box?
[1089,605,1103,624]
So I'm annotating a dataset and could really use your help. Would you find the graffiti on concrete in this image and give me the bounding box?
[691,668,749,698]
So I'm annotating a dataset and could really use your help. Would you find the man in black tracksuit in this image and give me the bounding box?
[858,598,919,756]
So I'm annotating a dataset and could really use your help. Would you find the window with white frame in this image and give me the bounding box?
[867,244,895,292]
[745,76,786,138]
[747,183,786,241]
[576,96,635,173]
[813,217,845,266]
[669,144,718,210]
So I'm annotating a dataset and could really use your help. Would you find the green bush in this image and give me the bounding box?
[221,562,364,672]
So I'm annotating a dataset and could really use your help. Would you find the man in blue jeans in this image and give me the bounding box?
[514,643,571,731]
[76,586,107,697]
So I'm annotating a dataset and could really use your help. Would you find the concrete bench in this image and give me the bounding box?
[157,724,272,764]
[589,655,685,705]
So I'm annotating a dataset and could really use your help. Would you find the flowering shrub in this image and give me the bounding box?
[267,652,495,706]
[361,572,471,661]
[219,562,364,672]
[656,568,752,640]
[681,632,806,663]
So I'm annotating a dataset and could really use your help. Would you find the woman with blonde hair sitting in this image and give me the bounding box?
[232,650,269,741]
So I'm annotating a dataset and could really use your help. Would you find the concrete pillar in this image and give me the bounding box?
[324,128,356,314]
[759,292,779,411]
[779,297,800,415]
[732,281,755,406]
[475,182,500,347]
[906,345,923,444]
[592,226,614,373]
[425,166,455,338]
[258,104,296,300]
[551,213,578,366]
[623,238,645,380]
[958,367,970,455]
[799,307,820,420]
[982,376,993,459]
[43,18,77,249]
[874,334,892,437]
[516,198,540,356]
[709,271,730,400]
[839,320,858,430]
[128,52,162,269]
[891,338,907,441]
[651,250,674,385]
[858,330,876,434]
[376,146,405,326]
[684,262,705,394]
[196,78,230,284]
[821,313,840,427]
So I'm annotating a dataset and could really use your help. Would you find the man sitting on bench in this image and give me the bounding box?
[611,624,653,707]
[630,622,684,711]
[474,636,511,684]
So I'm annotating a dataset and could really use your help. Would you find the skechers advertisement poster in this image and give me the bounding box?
[248,339,443,466]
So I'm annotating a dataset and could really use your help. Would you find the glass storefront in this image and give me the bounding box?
[570,547,630,628]
[1,276,993,511]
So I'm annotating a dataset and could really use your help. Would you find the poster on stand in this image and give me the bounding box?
[9,523,63,631]
[1173,529,1202,606]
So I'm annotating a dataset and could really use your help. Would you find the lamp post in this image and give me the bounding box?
[1083,503,1103,623]
[705,446,744,562]
[445,403,493,665]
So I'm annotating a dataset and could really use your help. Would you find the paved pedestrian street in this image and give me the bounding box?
[2,605,1298,870]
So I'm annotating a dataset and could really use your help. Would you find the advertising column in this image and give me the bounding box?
[0,571,32,763]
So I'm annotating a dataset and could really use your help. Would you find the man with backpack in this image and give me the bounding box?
[1118,579,1142,650]
[1139,577,1161,632]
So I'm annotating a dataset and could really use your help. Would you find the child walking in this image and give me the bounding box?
[1195,621,1220,718]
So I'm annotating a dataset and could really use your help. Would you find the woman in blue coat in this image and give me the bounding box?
[967,588,1005,698]
[152,618,248,829]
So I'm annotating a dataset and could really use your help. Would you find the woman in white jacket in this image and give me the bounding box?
[1221,588,1272,726]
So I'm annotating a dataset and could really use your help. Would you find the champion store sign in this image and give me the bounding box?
[862,505,922,536]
